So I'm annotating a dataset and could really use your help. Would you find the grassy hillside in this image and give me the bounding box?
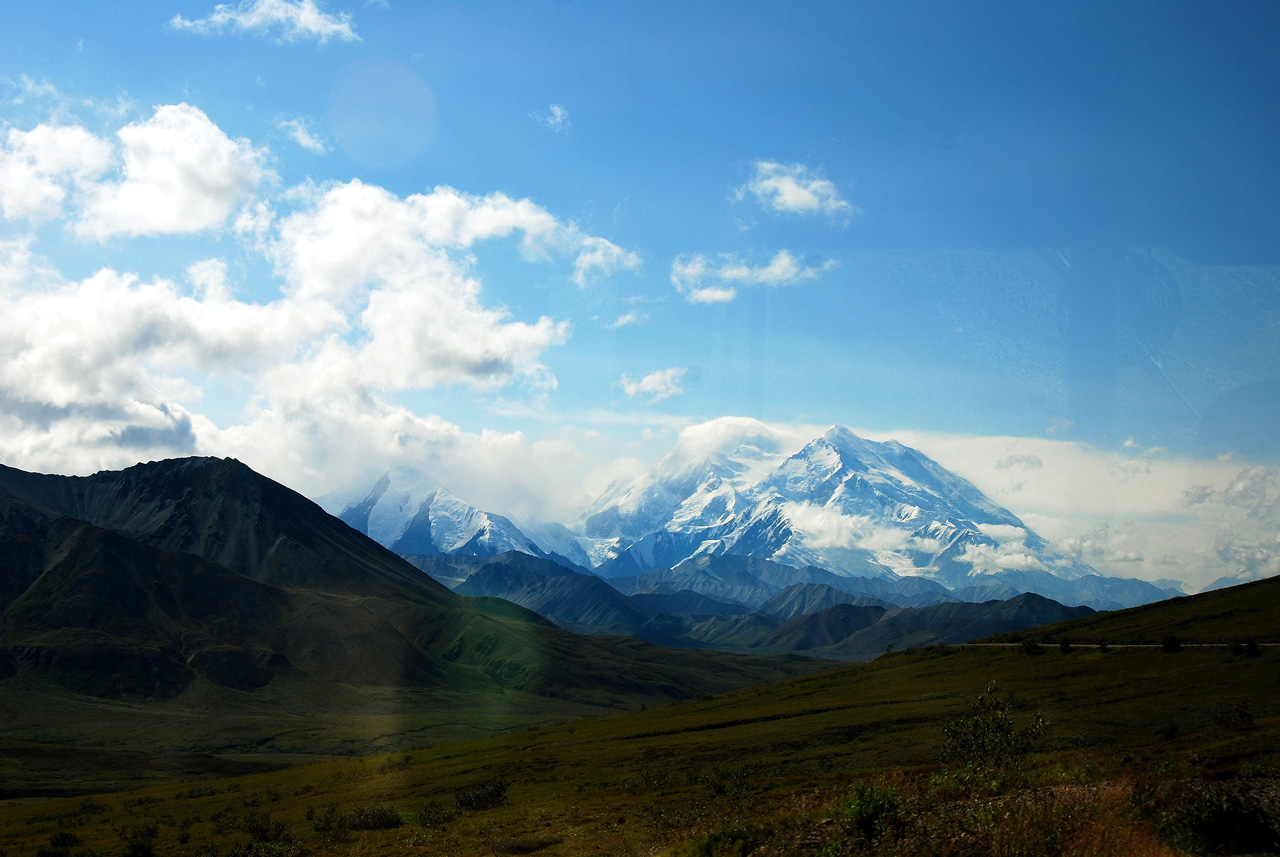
[3,642,1276,856]
[984,573,1280,645]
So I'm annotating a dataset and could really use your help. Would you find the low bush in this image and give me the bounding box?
[311,804,349,842]
[678,820,771,857]
[415,800,459,828]
[343,804,402,830]
[455,778,510,812]
[118,824,157,857]
[241,809,290,843]
[836,782,905,843]
[1133,779,1280,854]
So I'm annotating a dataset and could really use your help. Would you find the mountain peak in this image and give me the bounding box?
[584,419,1097,595]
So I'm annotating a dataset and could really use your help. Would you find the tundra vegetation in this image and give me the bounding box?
[2,638,1276,857]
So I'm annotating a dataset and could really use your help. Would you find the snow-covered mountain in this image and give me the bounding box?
[317,466,592,569]
[317,420,1179,610]
[582,418,1098,592]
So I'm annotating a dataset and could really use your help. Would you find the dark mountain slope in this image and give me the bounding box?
[757,603,887,651]
[456,561,657,636]
[817,593,1095,658]
[756,583,895,621]
[0,458,454,604]
[629,589,751,617]
[983,573,1280,644]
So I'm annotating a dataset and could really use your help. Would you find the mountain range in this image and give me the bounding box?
[326,418,1181,611]
[0,457,819,711]
[412,550,1095,660]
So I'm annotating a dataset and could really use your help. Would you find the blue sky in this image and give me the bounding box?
[1,1,1279,588]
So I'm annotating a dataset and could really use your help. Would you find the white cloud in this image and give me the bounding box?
[1058,522,1146,566]
[976,523,1028,542]
[279,117,328,153]
[611,311,647,329]
[274,181,635,303]
[619,368,687,403]
[957,541,1047,574]
[0,123,112,221]
[531,104,570,133]
[573,235,641,287]
[170,0,359,43]
[77,104,270,239]
[996,454,1043,471]
[0,134,643,512]
[735,160,857,218]
[671,250,838,303]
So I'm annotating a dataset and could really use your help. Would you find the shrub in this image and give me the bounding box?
[679,820,771,857]
[415,800,460,828]
[344,804,402,830]
[307,801,402,833]
[837,782,905,842]
[1211,696,1255,730]
[377,754,413,774]
[1162,634,1181,653]
[1059,638,1072,653]
[1019,640,1045,656]
[1246,638,1261,658]
[455,778,510,812]
[1135,780,1280,854]
[311,804,349,842]
[241,809,290,843]
[118,824,157,857]
[940,681,1047,770]
[36,834,85,857]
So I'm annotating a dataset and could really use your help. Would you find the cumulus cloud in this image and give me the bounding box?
[1211,527,1280,586]
[735,160,857,218]
[671,250,838,303]
[957,540,1047,574]
[170,0,358,43]
[279,117,328,153]
[1187,465,1280,522]
[531,104,570,133]
[611,311,647,329]
[1058,522,1146,565]
[77,104,269,239]
[619,368,687,403]
[273,180,635,305]
[0,123,113,221]
[0,99,642,508]
[780,502,936,553]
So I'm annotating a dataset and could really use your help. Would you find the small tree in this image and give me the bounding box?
[940,681,1048,769]
[1163,634,1182,653]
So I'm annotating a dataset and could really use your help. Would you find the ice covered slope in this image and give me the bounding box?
[318,466,591,568]
[584,419,1098,593]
